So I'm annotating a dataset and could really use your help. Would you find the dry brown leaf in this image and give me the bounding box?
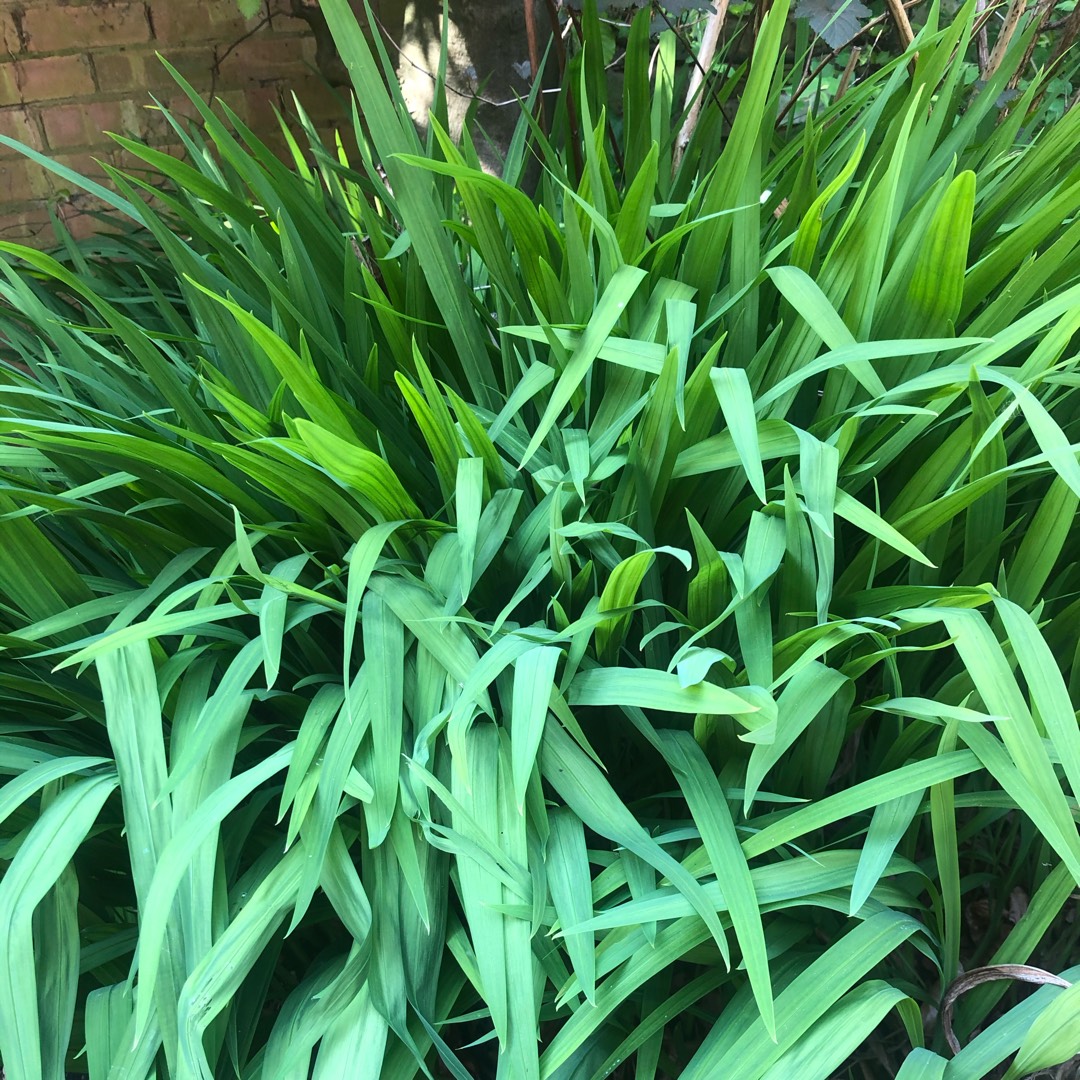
[942,964,1073,1055]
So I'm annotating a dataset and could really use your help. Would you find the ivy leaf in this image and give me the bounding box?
[794,0,870,48]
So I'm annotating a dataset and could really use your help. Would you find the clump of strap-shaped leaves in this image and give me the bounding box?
[1,0,1079,1077]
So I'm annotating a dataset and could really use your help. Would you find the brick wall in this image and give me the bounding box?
[0,0,352,242]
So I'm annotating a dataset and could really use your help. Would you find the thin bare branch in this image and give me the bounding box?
[776,0,923,128]
[673,0,732,174]
[835,45,862,101]
[885,0,916,47]
[984,0,1029,81]
[976,0,990,76]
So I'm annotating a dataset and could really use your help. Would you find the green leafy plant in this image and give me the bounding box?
[0,0,1079,1077]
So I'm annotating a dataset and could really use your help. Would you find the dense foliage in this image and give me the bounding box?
[0,0,1079,1076]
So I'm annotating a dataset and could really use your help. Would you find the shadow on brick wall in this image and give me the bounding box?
[0,0,363,243]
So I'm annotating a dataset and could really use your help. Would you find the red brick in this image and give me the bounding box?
[54,193,121,239]
[4,55,96,101]
[287,75,348,124]
[95,47,209,96]
[145,46,217,90]
[112,132,180,170]
[243,85,285,131]
[40,99,133,150]
[22,2,150,54]
[266,9,311,35]
[0,11,24,54]
[0,204,52,241]
[44,150,119,200]
[0,158,49,204]
[64,212,122,240]
[159,95,207,131]
[62,212,100,239]
[299,34,318,66]
[0,107,43,158]
[214,35,309,90]
[149,1,249,46]
[90,48,144,93]
[213,88,249,124]
[110,139,142,172]
[129,96,181,145]
[0,0,327,247]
